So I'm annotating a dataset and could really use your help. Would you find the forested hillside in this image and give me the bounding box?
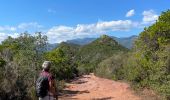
[76,35,128,74]
[66,35,137,49]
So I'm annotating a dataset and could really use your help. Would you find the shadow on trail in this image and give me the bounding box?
[60,90,113,100]
[62,90,89,95]
[67,76,89,84]
[59,76,91,99]
[92,97,114,100]
[71,80,88,84]
[59,90,89,99]
[59,74,115,100]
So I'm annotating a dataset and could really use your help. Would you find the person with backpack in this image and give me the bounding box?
[36,61,58,100]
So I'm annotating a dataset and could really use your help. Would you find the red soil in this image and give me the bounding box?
[59,73,141,100]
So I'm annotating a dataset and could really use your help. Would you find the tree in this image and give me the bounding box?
[0,32,48,100]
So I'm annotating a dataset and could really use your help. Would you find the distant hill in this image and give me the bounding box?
[47,35,138,51]
[66,35,138,49]
[112,35,138,49]
[76,35,128,73]
[66,38,96,45]
[57,42,80,58]
[46,43,59,51]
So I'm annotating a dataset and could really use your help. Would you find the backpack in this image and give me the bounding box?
[36,73,49,98]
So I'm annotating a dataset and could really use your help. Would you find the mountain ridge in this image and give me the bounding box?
[47,35,138,51]
[76,35,128,73]
[66,35,137,49]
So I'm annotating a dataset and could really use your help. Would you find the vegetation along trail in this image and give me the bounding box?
[59,73,140,100]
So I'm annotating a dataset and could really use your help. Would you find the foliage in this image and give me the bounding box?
[120,10,170,99]
[45,42,79,80]
[94,52,127,80]
[0,58,6,67]
[0,32,48,100]
[0,9,169,100]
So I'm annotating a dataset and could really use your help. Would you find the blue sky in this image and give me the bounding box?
[0,0,170,43]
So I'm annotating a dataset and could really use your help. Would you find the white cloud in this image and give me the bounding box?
[0,26,16,31]
[0,33,8,43]
[126,9,135,17]
[142,10,158,24]
[0,22,43,43]
[0,22,43,33]
[0,33,19,43]
[48,9,56,14]
[9,33,20,38]
[96,20,136,31]
[47,26,76,43]
[0,9,160,44]
[18,22,43,29]
[47,20,138,43]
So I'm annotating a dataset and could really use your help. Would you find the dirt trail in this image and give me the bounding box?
[59,73,141,100]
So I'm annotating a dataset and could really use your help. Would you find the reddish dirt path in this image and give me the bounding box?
[59,73,141,100]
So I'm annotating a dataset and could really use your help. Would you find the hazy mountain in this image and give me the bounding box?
[66,38,96,45]
[112,35,138,49]
[66,35,138,49]
[47,35,138,51]
[46,43,59,51]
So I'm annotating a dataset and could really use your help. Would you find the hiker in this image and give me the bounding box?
[36,61,58,100]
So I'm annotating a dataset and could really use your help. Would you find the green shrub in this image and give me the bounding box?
[95,52,127,80]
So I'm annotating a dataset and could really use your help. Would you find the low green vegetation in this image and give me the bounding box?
[94,52,127,80]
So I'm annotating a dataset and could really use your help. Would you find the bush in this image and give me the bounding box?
[95,52,127,80]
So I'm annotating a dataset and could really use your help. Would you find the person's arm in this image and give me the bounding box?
[53,80,58,99]
[49,79,57,99]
